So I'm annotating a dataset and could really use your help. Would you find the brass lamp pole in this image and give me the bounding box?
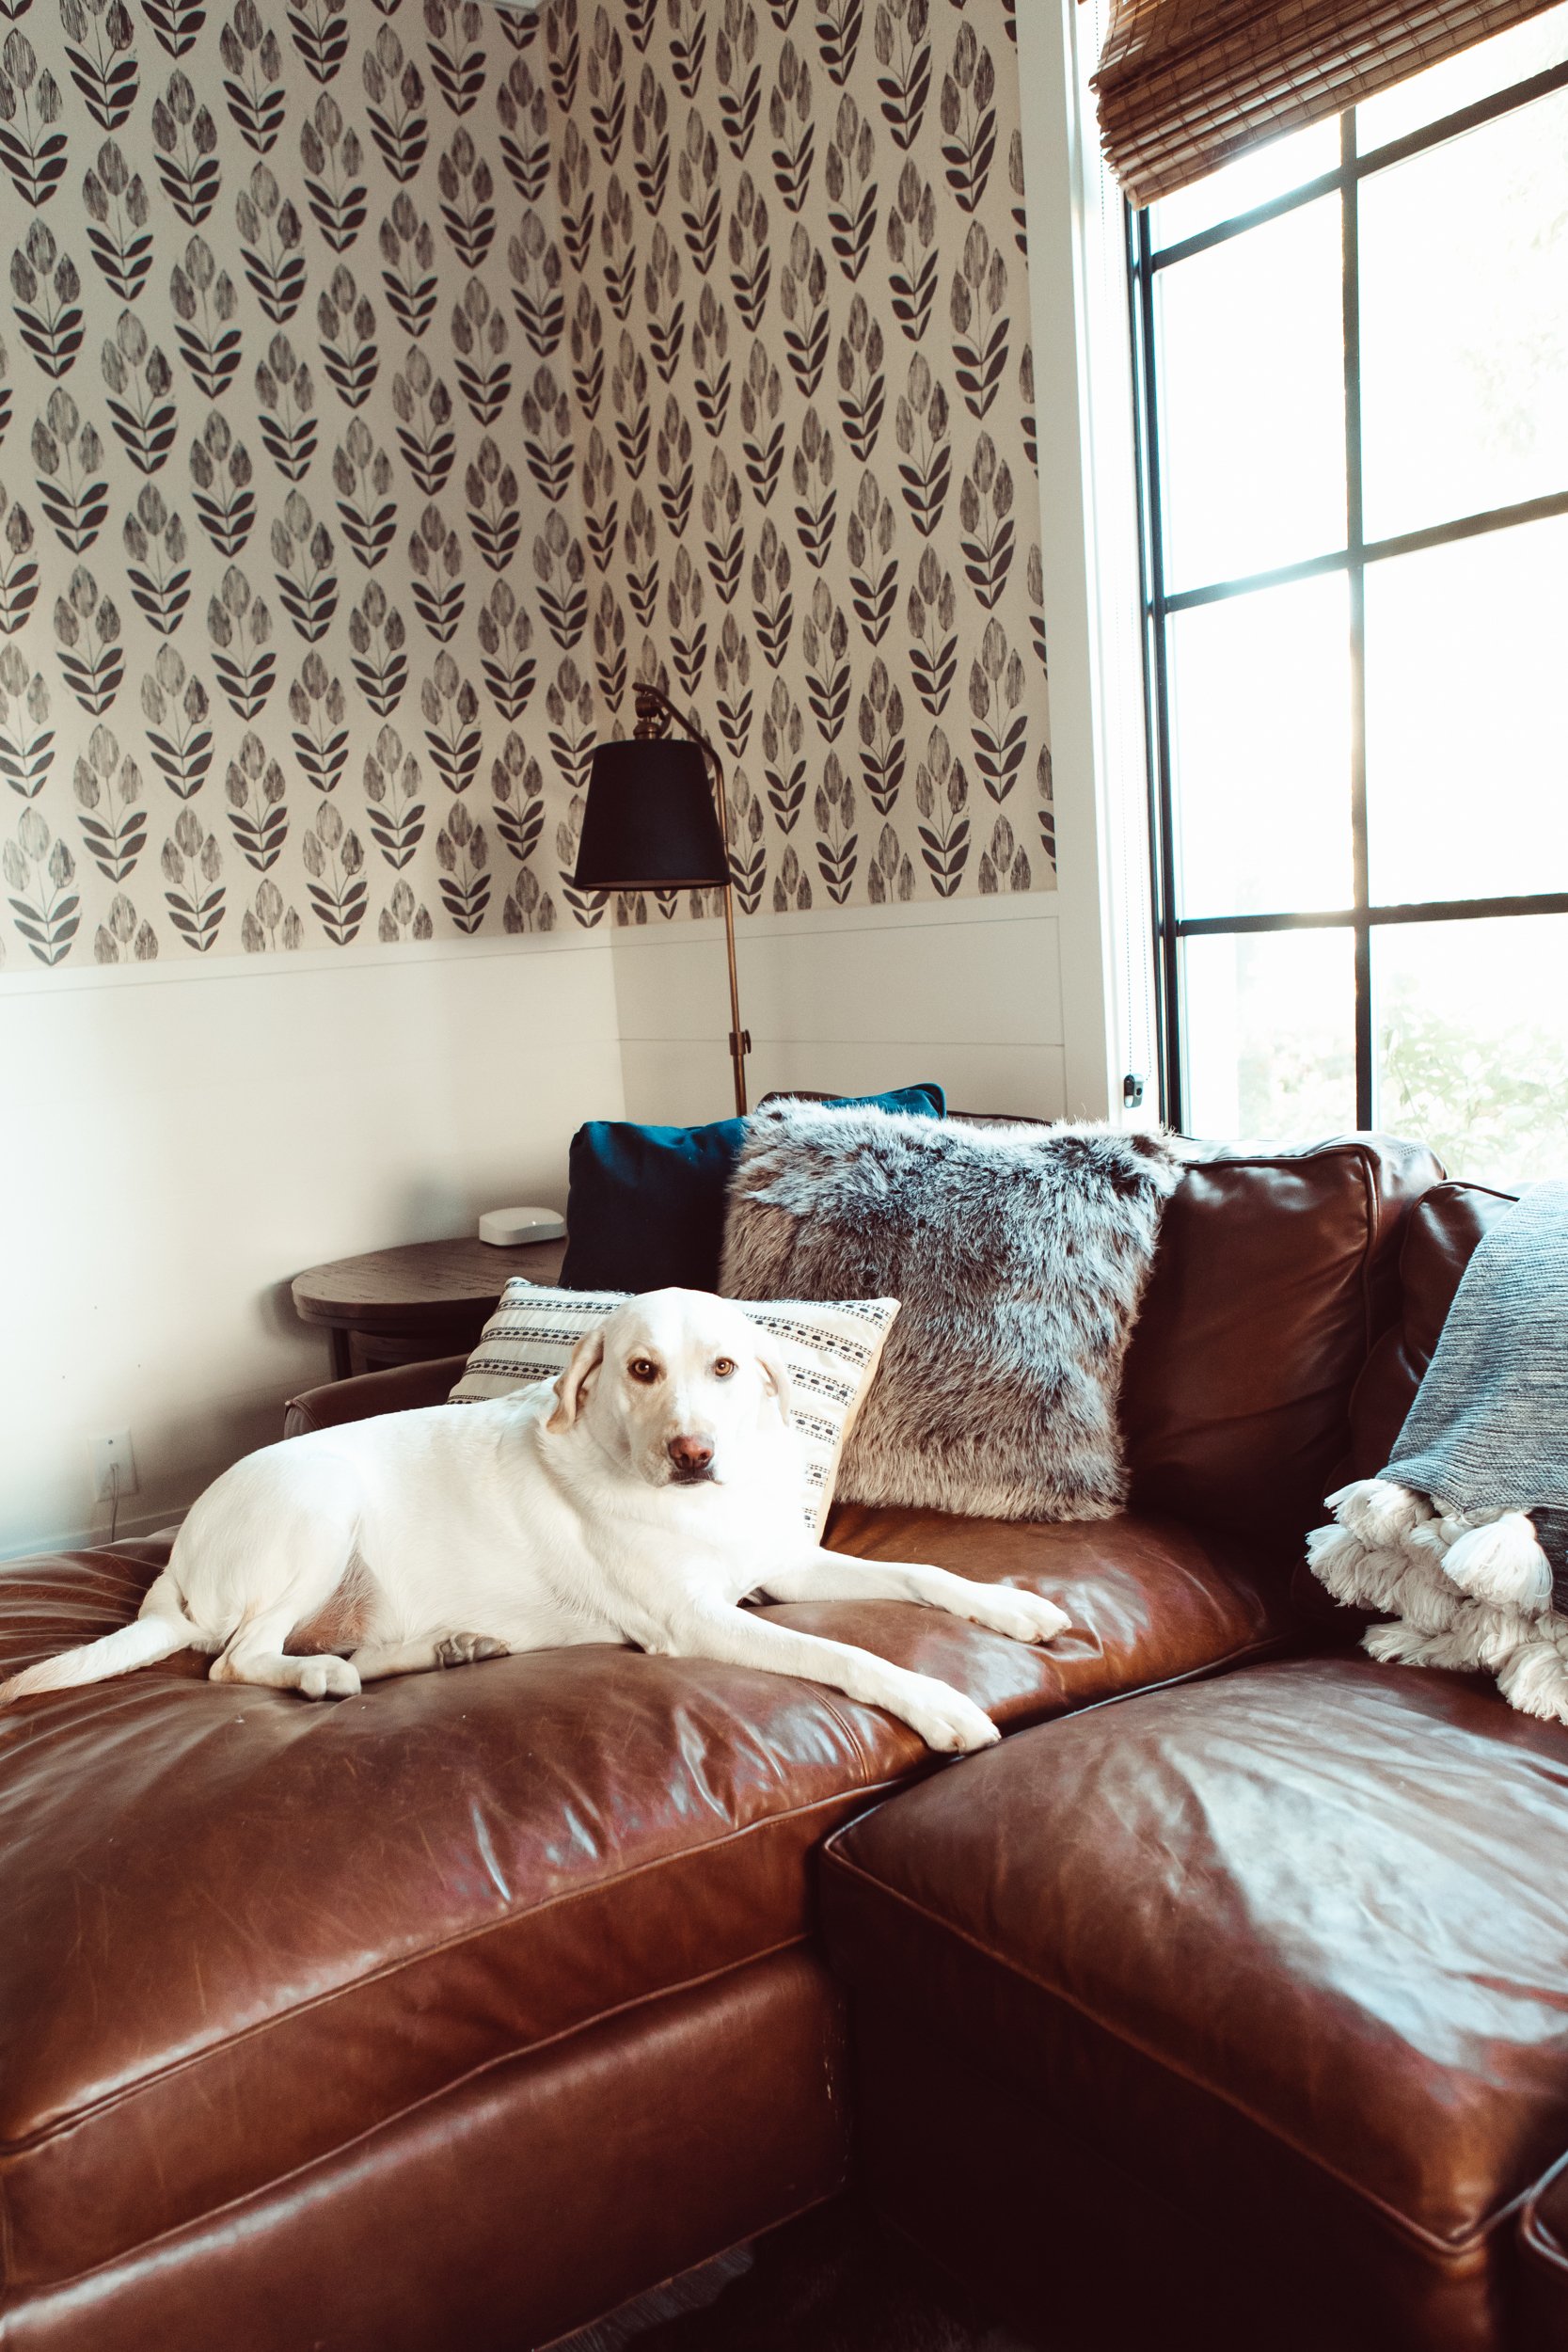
[629,680,752,1117]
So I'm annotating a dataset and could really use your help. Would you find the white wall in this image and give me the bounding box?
[0,937,622,1556]
[1018,0,1155,1124]
[612,896,1068,1127]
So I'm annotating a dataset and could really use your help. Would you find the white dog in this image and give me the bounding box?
[0,1290,1070,1752]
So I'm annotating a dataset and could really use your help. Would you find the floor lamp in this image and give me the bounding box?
[570,680,752,1117]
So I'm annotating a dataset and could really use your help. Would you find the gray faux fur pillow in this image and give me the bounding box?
[720,1101,1182,1521]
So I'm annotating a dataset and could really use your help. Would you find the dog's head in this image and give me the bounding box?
[546,1289,792,1491]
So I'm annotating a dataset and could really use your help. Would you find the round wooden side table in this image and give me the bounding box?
[292,1234,568,1380]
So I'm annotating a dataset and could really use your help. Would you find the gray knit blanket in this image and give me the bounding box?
[1307,1180,1568,1722]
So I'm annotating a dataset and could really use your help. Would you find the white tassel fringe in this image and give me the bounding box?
[1497,1636,1568,1724]
[1441,1513,1553,1616]
[1325,1478,1433,1549]
[1305,1523,1376,1604]
[1363,1618,1441,1667]
[1380,1554,1463,1635]
[1312,1471,1563,1720]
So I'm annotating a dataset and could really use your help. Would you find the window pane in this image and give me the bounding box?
[1376,917,1568,1186]
[1149,117,1341,251]
[1359,88,1568,542]
[1181,929,1357,1139]
[1365,515,1568,906]
[1355,0,1568,151]
[1169,573,1354,917]
[1156,199,1346,592]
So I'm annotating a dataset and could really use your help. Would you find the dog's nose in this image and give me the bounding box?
[668,1435,714,1475]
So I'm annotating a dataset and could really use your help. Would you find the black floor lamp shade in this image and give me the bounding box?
[572,738,729,891]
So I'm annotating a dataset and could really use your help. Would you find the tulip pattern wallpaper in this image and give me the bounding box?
[0,0,1050,966]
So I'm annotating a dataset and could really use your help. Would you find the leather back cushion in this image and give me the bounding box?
[1347,1180,1517,1478]
[1120,1138,1441,1542]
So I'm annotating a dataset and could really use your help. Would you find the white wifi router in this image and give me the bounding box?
[477,1205,567,1247]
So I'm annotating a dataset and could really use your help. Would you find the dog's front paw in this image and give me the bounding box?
[299,1655,361,1701]
[895,1676,1001,1756]
[972,1587,1071,1645]
[436,1631,511,1669]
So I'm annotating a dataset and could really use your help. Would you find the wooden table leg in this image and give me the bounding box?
[328,1327,354,1382]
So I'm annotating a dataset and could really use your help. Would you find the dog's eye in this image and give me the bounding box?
[627,1359,660,1384]
[712,1357,736,1379]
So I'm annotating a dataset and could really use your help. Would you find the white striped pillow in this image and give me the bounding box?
[451,1283,900,1540]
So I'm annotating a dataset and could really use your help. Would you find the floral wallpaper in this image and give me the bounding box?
[0,0,1050,968]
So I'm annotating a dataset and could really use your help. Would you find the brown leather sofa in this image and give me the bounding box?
[3,1137,1561,2352]
[823,1174,1568,2352]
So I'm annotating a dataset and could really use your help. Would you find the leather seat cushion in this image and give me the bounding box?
[816,1501,1292,1720]
[822,1657,1568,2330]
[0,1512,1293,2289]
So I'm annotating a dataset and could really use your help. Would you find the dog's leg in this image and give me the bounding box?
[760,1550,1071,1645]
[351,1631,511,1680]
[655,1604,999,1755]
[187,1450,369,1700]
[211,1603,362,1700]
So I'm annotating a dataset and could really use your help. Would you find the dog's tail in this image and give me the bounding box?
[1,1580,200,1706]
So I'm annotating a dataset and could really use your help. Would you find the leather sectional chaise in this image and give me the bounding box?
[4,1136,1565,2351]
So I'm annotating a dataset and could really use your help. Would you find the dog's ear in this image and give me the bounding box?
[548,1326,606,1431]
[754,1342,792,1426]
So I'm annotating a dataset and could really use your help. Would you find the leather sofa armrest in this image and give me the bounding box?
[284,1355,469,1437]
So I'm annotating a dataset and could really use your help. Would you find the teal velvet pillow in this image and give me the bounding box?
[559,1086,947,1294]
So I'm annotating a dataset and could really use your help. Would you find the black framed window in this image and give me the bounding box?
[1130,4,1568,1186]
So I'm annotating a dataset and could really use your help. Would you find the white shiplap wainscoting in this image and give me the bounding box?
[610,891,1068,1128]
[0,935,622,1558]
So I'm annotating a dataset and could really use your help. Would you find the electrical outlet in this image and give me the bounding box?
[90,1430,139,1502]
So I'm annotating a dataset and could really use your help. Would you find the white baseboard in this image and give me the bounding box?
[3,1503,186,1565]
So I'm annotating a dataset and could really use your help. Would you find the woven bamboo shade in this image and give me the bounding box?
[1092,0,1563,206]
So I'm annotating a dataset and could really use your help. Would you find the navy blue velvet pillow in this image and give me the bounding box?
[559,1085,947,1294]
